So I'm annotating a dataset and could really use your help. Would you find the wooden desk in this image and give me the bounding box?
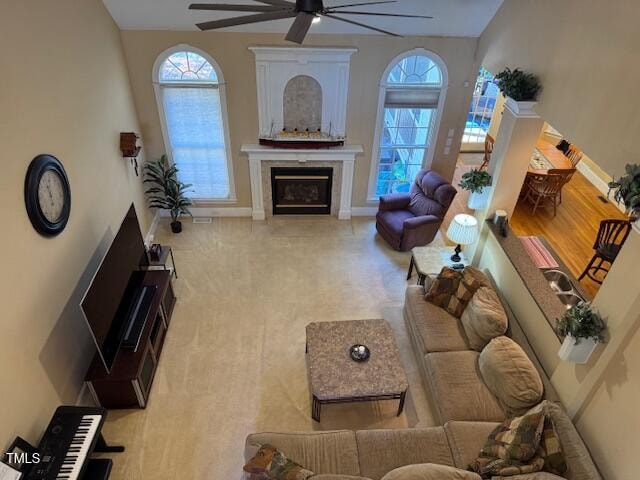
[528,140,573,175]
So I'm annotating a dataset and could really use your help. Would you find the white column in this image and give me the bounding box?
[339,158,354,220]
[248,157,265,220]
[470,99,545,263]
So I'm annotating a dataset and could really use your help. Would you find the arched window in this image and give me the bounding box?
[153,46,234,201]
[368,50,447,199]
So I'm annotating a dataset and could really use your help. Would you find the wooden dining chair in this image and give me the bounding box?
[565,145,583,167]
[548,167,576,204]
[480,134,495,170]
[523,173,566,216]
[579,219,631,284]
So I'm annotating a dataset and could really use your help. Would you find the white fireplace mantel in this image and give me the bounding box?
[241,144,363,220]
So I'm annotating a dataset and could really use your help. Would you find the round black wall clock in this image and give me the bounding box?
[24,154,71,236]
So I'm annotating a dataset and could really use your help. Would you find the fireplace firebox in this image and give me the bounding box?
[271,167,333,215]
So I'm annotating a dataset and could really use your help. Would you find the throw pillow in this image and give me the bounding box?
[381,463,482,480]
[448,274,483,317]
[489,473,567,480]
[462,266,493,288]
[460,286,508,351]
[479,336,544,415]
[471,411,547,478]
[244,444,315,480]
[425,267,481,317]
[525,404,568,476]
[425,267,462,309]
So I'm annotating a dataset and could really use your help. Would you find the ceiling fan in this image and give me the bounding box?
[189,0,433,44]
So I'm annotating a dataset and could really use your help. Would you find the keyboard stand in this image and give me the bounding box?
[81,459,113,480]
[93,433,125,453]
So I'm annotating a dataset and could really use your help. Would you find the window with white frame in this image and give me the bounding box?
[369,52,445,199]
[462,67,498,144]
[154,47,234,200]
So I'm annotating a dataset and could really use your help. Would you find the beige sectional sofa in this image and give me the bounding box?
[403,279,559,424]
[245,271,602,480]
[245,400,599,480]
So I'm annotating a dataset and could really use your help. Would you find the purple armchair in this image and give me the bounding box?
[376,169,457,251]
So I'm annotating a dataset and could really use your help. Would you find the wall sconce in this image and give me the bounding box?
[120,132,141,176]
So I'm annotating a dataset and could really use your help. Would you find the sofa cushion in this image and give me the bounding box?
[404,286,469,353]
[424,351,506,423]
[245,431,360,476]
[479,336,544,415]
[381,464,482,480]
[355,428,454,480]
[542,401,603,480]
[312,476,373,480]
[460,286,508,351]
[244,444,315,479]
[444,421,501,469]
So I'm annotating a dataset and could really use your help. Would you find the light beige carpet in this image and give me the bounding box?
[101,217,447,479]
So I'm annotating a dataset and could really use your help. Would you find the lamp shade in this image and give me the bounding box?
[446,214,479,245]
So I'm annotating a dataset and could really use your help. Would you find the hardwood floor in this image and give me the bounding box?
[442,154,627,299]
[510,170,626,299]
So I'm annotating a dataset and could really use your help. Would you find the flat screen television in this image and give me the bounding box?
[81,204,148,372]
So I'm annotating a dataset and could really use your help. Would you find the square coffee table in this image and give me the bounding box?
[305,319,408,422]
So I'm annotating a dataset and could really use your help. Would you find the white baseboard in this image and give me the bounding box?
[576,162,626,214]
[145,210,160,245]
[158,207,253,218]
[351,207,378,216]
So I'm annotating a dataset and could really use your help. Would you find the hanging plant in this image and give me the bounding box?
[459,168,492,194]
[495,68,542,102]
[608,163,640,219]
[556,301,606,345]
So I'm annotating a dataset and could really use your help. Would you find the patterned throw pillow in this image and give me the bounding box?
[448,271,483,317]
[425,267,462,308]
[244,444,315,480]
[471,411,546,478]
[425,267,482,318]
[527,403,568,476]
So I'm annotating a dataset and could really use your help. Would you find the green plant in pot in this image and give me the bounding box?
[556,301,605,364]
[608,163,640,222]
[495,67,542,102]
[144,155,193,233]
[459,168,492,210]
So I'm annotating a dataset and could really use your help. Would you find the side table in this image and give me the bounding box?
[407,247,469,285]
[146,245,178,278]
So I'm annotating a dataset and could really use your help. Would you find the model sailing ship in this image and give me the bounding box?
[259,122,345,149]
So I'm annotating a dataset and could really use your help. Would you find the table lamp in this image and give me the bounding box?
[446,214,479,262]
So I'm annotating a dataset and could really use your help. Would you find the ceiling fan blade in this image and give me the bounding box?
[329,1,396,9]
[253,0,294,5]
[323,13,402,37]
[189,4,286,12]
[327,10,433,19]
[285,12,315,44]
[196,10,297,30]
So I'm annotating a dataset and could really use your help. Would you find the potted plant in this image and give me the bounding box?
[608,163,640,227]
[556,301,606,364]
[459,168,492,210]
[495,68,542,113]
[144,155,193,233]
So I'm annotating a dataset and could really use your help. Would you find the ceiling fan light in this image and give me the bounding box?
[312,15,321,24]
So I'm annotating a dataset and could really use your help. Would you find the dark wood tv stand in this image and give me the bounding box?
[85,270,176,408]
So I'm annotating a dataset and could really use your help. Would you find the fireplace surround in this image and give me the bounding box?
[271,167,333,215]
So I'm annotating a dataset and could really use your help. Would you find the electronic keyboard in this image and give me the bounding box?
[23,406,122,480]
